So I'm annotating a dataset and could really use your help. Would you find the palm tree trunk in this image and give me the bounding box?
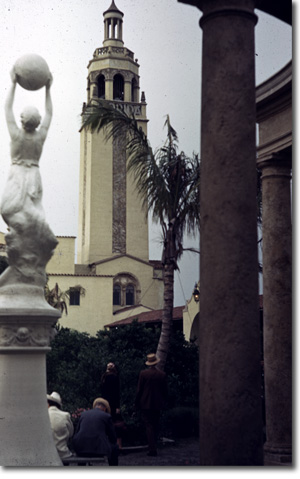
[156,261,175,371]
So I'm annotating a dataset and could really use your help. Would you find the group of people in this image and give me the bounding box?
[47,353,168,465]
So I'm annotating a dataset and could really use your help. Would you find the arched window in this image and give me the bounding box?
[113,74,124,101]
[113,274,140,309]
[113,284,121,305]
[126,284,135,306]
[98,75,105,99]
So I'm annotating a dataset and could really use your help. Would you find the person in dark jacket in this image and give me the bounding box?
[101,362,120,418]
[135,353,168,456]
[101,362,124,448]
[72,398,118,466]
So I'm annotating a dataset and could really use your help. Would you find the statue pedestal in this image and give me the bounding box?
[0,285,62,466]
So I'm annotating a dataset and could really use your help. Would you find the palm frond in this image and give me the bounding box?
[44,282,69,315]
[82,103,200,259]
[82,101,154,210]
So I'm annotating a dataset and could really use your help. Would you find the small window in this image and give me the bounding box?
[113,284,121,305]
[69,289,80,306]
[126,284,134,306]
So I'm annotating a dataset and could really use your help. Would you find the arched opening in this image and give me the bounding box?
[113,273,140,310]
[97,74,105,99]
[126,284,135,306]
[113,74,124,101]
[113,284,121,305]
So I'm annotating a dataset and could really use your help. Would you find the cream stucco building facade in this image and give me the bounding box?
[0,1,194,339]
[45,2,164,335]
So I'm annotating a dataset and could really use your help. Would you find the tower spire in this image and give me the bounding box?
[103,1,124,45]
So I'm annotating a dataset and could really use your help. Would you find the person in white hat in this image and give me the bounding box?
[135,353,168,457]
[47,391,74,459]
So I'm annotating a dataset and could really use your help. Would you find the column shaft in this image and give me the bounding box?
[124,81,131,102]
[260,157,292,464]
[199,0,263,465]
[106,79,113,100]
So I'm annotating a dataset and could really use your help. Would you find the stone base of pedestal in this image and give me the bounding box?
[0,351,63,466]
[0,289,62,466]
[0,283,57,312]
[264,444,292,466]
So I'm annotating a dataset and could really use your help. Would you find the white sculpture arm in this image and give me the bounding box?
[5,70,18,138]
[39,75,53,138]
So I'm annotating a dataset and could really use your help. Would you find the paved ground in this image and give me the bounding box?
[62,438,293,468]
[91,437,200,467]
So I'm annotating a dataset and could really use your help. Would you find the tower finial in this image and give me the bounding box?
[104,1,123,15]
[103,0,124,44]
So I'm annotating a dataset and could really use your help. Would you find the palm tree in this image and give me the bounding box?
[44,282,69,315]
[44,281,86,316]
[82,102,200,370]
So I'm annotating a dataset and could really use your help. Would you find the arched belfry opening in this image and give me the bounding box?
[97,74,105,99]
[113,73,124,101]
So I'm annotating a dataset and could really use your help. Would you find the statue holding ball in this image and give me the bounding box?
[0,55,58,289]
[14,53,51,91]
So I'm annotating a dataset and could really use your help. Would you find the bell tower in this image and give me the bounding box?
[77,1,149,265]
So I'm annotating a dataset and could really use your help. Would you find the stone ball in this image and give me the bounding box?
[14,54,51,91]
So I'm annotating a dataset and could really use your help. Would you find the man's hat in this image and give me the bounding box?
[47,391,62,407]
[145,353,160,366]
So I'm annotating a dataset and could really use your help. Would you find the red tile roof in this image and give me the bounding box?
[113,304,154,315]
[105,305,184,328]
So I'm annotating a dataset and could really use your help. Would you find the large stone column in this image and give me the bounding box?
[258,151,292,465]
[198,0,263,465]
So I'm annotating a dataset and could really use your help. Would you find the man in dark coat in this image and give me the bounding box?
[135,353,168,456]
[72,397,118,465]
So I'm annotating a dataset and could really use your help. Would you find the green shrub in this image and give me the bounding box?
[46,322,199,441]
[161,407,199,438]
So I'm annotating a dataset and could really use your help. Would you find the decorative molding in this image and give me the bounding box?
[112,133,126,254]
[94,47,134,60]
[200,6,257,27]
[0,322,57,348]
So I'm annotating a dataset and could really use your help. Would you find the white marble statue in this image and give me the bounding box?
[0,60,57,288]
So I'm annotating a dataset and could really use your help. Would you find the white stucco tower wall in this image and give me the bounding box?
[77,0,149,266]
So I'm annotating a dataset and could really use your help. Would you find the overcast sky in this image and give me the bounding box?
[0,1,292,307]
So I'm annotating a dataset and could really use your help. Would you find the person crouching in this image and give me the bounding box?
[72,398,119,466]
